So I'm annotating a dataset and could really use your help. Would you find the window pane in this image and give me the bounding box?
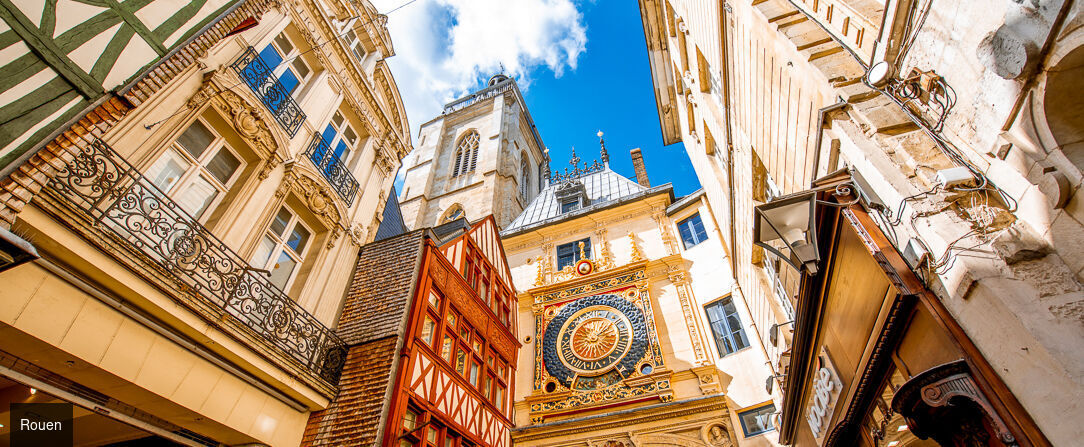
[483,375,492,399]
[147,149,189,193]
[495,386,504,411]
[287,224,311,254]
[321,123,338,146]
[455,348,467,374]
[292,57,310,79]
[421,316,436,345]
[259,44,284,69]
[177,121,215,158]
[427,426,438,443]
[268,251,298,290]
[446,312,456,330]
[402,408,417,430]
[344,126,357,146]
[428,291,441,310]
[739,405,776,436]
[252,235,276,267]
[271,208,291,237]
[278,69,300,95]
[332,111,345,127]
[176,175,218,218]
[441,335,453,362]
[274,33,294,55]
[468,362,479,386]
[206,148,241,185]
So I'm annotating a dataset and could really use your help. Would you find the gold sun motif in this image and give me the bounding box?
[570,318,619,361]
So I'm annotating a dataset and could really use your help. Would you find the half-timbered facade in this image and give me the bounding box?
[304,216,519,447]
[0,0,411,444]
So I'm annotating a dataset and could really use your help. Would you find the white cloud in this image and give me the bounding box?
[372,0,587,142]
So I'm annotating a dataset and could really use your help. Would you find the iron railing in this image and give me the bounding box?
[305,134,360,204]
[232,46,306,137]
[44,139,346,386]
[442,77,514,114]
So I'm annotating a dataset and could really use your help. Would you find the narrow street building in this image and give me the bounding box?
[639,0,1082,445]
[0,0,412,444]
[303,216,519,447]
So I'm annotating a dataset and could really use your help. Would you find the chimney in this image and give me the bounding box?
[630,148,651,187]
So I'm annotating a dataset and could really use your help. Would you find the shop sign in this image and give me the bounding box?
[806,348,843,445]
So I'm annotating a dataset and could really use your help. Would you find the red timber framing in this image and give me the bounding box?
[779,173,1049,446]
[385,216,520,447]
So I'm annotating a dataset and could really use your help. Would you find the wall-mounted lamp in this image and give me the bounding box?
[753,191,820,275]
[765,374,786,394]
[769,320,795,346]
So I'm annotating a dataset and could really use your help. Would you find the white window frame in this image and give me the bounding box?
[252,206,315,294]
[323,109,360,165]
[147,118,245,221]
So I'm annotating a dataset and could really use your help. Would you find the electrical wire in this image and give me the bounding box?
[144,0,419,130]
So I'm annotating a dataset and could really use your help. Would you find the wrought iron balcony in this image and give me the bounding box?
[42,139,346,388]
[305,134,360,204]
[232,46,306,137]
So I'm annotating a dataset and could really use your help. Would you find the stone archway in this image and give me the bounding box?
[1043,41,1084,170]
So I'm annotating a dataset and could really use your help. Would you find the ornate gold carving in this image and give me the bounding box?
[670,267,708,364]
[652,210,678,255]
[627,231,644,263]
[595,227,616,269]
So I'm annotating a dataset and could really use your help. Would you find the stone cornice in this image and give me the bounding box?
[510,394,728,442]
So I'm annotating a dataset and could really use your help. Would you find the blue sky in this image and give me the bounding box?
[378,0,701,197]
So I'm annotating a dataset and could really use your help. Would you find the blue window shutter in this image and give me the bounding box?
[278,69,300,95]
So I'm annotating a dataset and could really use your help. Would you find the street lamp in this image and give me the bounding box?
[753,191,820,275]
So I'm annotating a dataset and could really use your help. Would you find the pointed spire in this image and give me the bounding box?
[597,130,609,166]
[569,146,581,171]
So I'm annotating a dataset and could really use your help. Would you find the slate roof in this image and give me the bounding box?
[337,229,426,345]
[502,166,673,236]
[374,186,408,242]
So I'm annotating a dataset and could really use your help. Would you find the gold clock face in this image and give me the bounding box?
[556,306,633,374]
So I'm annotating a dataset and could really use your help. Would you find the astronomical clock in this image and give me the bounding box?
[527,260,672,422]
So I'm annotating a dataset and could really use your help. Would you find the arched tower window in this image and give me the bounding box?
[520,155,530,201]
[452,130,480,177]
[440,204,465,223]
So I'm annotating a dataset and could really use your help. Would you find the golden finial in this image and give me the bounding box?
[578,241,587,260]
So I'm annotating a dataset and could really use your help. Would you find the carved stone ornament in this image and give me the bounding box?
[189,70,287,179]
[892,360,1016,446]
[275,164,348,247]
[701,423,735,447]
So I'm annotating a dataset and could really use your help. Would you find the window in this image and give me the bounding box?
[538,163,546,192]
[705,297,749,356]
[147,119,244,220]
[341,28,367,63]
[251,206,313,292]
[738,404,776,437]
[440,205,465,224]
[452,131,479,177]
[258,32,312,95]
[519,156,530,201]
[678,213,709,248]
[560,199,581,214]
[556,238,591,271]
[319,110,360,168]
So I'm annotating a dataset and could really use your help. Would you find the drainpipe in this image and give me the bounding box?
[810,101,850,183]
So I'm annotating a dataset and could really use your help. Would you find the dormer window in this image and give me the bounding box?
[560,199,581,214]
[342,28,367,63]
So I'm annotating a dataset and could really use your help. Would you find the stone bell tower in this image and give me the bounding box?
[398,75,549,230]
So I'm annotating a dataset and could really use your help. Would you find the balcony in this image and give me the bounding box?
[41,139,346,389]
[232,46,307,137]
[304,134,360,203]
